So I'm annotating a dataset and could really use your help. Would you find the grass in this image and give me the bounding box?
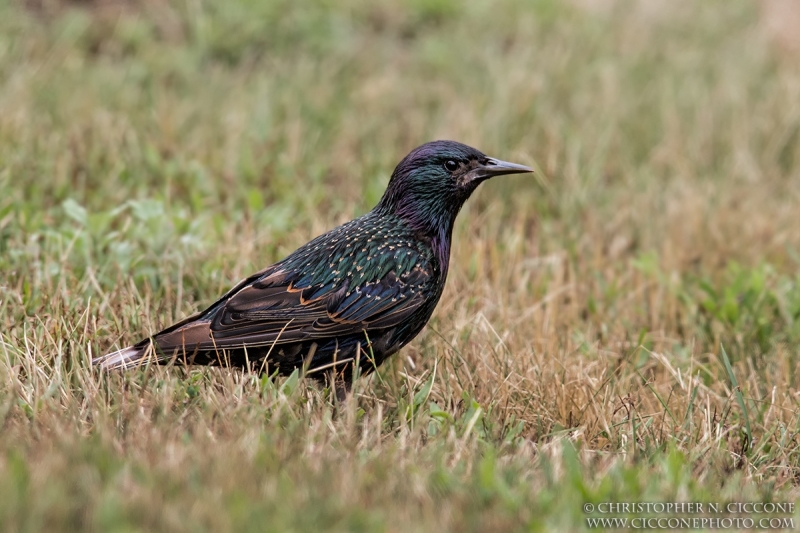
[2,0,800,530]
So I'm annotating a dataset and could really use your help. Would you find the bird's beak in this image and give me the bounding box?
[471,157,533,181]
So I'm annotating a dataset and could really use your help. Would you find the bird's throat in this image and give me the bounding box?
[430,229,452,278]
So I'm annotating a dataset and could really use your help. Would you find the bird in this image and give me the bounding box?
[94,140,532,395]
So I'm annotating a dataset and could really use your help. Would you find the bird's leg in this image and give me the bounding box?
[335,380,350,403]
[326,370,351,404]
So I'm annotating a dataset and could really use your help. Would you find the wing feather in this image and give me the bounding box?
[155,255,433,353]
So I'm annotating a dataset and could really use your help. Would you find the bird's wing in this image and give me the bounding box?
[145,247,434,356]
[205,265,431,347]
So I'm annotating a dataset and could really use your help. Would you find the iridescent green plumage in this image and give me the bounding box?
[94,140,532,388]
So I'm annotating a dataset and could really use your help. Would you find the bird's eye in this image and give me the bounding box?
[444,160,459,172]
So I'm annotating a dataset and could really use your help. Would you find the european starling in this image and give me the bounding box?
[94,140,531,389]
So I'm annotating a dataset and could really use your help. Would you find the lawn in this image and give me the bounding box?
[2,0,800,531]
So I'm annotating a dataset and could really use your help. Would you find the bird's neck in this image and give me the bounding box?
[430,227,452,277]
[374,205,455,277]
[375,183,462,276]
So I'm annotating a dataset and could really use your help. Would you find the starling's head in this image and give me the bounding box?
[377,140,532,233]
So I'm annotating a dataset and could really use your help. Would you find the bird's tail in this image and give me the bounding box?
[94,318,211,370]
[93,343,153,370]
